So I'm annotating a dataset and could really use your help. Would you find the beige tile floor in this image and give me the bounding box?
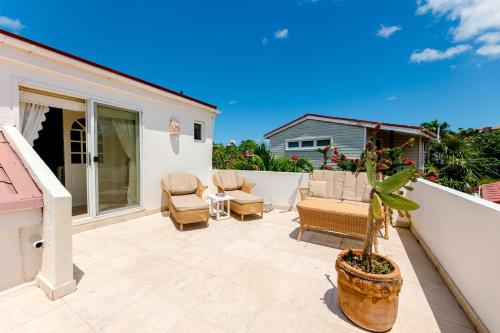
[0,210,475,333]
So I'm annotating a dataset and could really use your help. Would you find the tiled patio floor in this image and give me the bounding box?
[0,210,474,332]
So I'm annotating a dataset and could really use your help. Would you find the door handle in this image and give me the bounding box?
[93,156,99,163]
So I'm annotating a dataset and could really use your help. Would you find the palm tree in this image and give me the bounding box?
[420,120,452,140]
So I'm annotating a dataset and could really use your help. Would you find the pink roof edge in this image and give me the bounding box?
[0,131,43,212]
[481,181,500,205]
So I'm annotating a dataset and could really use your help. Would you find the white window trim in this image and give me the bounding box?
[285,137,332,151]
[194,121,204,142]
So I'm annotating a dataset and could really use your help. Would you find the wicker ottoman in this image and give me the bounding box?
[296,199,369,241]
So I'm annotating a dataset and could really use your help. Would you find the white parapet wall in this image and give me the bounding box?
[210,170,309,209]
[407,179,500,332]
[3,126,76,299]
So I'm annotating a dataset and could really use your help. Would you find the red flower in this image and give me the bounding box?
[403,159,415,166]
[375,149,383,155]
[354,159,360,164]
[332,156,338,163]
[365,141,373,149]
[340,154,347,161]
[358,166,366,171]
[241,151,246,157]
[333,147,339,156]
[323,145,331,154]
[374,123,381,131]
[290,155,299,161]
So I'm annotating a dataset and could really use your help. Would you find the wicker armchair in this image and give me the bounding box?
[212,170,264,221]
[160,172,209,231]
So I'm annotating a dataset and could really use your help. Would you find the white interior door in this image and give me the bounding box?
[63,109,88,207]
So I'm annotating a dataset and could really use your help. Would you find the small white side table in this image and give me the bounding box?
[208,194,233,220]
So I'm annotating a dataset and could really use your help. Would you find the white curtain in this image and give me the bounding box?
[19,102,49,146]
[111,118,137,205]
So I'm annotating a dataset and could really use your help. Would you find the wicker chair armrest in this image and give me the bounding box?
[212,174,226,194]
[241,181,255,193]
[299,187,309,200]
[196,184,208,198]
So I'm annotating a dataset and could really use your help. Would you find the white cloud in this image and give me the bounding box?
[377,25,402,38]
[261,37,269,45]
[274,29,289,39]
[410,44,472,63]
[0,15,25,32]
[416,0,500,59]
[476,44,500,57]
[228,100,238,105]
[387,96,398,101]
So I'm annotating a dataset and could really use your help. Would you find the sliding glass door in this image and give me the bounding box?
[94,103,140,214]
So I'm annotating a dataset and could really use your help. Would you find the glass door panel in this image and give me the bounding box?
[94,103,140,214]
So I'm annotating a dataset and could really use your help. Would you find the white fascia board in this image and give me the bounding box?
[1,33,218,115]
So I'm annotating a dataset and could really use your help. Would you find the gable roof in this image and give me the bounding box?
[0,132,43,212]
[264,113,437,139]
[0,28,217,110]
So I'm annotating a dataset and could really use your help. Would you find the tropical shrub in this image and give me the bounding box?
[212,140,313,173]
[269,155,313,173]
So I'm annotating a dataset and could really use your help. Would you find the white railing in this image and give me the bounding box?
[407,179,500,332]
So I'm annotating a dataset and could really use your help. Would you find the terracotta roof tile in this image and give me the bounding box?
[0,132,43,212]
[481,181,500,204]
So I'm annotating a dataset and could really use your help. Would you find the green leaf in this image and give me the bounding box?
[378,193,420,211]
[376,169,414,194]
[371,193,383,219]
[365,156,377,187]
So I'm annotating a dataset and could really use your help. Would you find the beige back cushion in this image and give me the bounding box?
[215,170,244,190]
[309,180,327,198]
[355,172,372,203]
[311,170,345,200]
[342,172,357,201]
[164,172,198,195]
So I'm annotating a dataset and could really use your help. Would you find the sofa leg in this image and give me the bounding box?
[240,214,244,221]
[297,227,303,241]
[180,223,184,231]
[261,212,264,219]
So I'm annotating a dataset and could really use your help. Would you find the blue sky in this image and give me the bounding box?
[2,0,500,143]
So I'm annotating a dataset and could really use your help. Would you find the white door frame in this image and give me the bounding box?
[88,99,143,217]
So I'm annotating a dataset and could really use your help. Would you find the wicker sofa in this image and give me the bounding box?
[160,172,209,231]
[298,170,387,243]
[212,170,264,221]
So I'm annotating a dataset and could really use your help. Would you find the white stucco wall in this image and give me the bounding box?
[0,35,216,216]
[210,170,309,209]
[407,179,500,332]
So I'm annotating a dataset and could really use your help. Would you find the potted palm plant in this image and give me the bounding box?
[335,125,420,332]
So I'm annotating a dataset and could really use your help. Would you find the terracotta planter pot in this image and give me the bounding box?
[335,249,403,332]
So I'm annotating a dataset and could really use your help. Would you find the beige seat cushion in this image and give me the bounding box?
[163,172,198,195]
[214,171,244,191]
[170,194,209,212]
[226,190,263,204]
[309,180,327,198]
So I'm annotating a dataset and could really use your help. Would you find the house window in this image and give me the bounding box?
[301,140,314,148]
[286,137,332,150]
[316,139,331,147]
[194,122,203,142]
[70,118,86,164]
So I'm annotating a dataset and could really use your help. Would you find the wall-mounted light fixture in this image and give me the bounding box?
[170,119,180,135]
